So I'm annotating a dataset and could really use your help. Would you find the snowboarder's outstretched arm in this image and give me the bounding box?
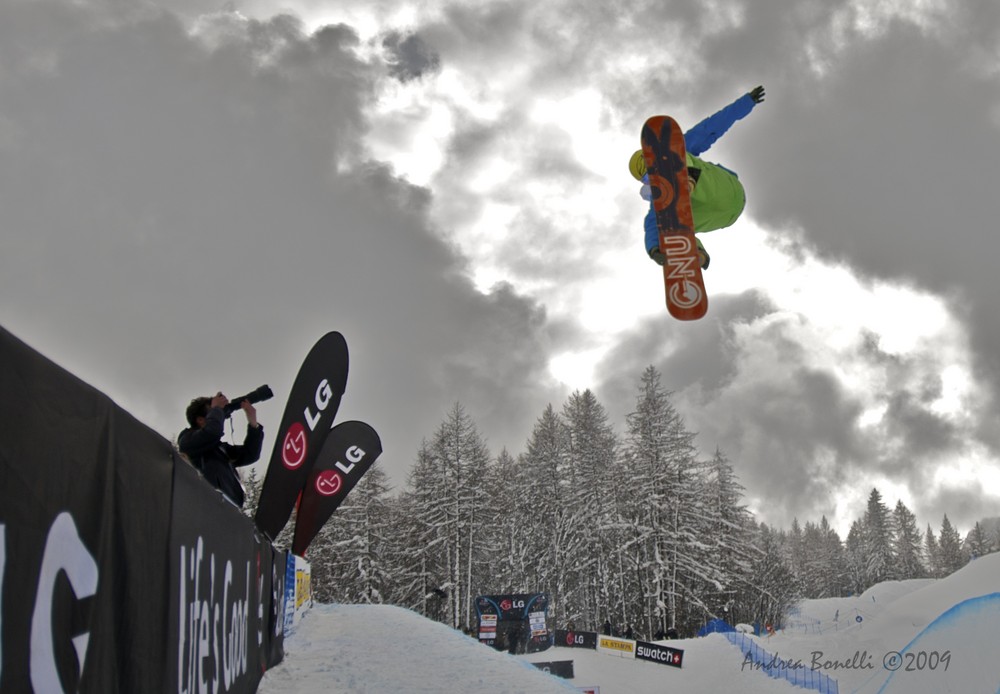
[684,86,765,156]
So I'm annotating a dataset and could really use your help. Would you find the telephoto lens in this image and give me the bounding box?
[223,385,274,416]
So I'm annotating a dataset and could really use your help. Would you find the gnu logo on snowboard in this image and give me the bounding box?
[662,235,704,310]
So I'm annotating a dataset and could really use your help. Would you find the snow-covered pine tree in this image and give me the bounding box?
[704,449,754,562]
[560,389,621,630]
[861,488,895,587]
[969,517,1000,556]
[844,521,866,594]
[788,519,806,587]
[480,448,535,594]
[936,514,967,576]
[965,521,993,559]
[308,464,394,604]
[436,403,491,630]
[240,466,264,521]
[394,404,491,629]
[890,500,926,580]
[735,523,799,629]
[621,366,683,635]
[701,448,756,622]
[817,516,847,598]
[798,521,826,598]
[518,403,588,627]
[785,516,845,598]
[621,366,725,636]
[390,444,449,620]
[922,524,940,578]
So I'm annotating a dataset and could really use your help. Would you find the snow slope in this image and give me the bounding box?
[765,552,1000,693]
[257,604,576,694]
[260,553,1000,693]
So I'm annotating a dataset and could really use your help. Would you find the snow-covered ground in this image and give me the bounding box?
[260,553,1000,693]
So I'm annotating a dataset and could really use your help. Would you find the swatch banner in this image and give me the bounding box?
[255,332,349,541]
[291,420,382,556]
[634,640,684,668]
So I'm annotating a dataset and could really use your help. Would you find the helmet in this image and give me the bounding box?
[628,150,647,181]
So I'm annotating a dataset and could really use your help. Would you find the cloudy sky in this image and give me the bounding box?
[3,0,998,537]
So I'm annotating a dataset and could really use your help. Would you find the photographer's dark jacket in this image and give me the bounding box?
[177,406,264,507]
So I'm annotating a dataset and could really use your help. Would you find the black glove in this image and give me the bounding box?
[696,237,710,270]
[750,85,765,104]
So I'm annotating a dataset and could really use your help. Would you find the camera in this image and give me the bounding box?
[223,385,274,416]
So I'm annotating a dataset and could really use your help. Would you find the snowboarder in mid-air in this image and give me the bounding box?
[630,85,765,269]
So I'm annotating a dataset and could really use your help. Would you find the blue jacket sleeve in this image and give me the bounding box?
[683,93,756,156]
[643,205,658,253]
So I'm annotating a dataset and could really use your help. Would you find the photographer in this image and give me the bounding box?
[178,392,264,508]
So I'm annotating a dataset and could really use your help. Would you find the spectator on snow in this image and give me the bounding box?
[602,619,612,636]
[507,621,524,655]
[178,392,264,507]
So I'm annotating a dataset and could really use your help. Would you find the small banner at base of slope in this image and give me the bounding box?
[291,420,382,556]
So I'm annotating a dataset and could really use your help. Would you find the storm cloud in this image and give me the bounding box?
[2,0,997,535]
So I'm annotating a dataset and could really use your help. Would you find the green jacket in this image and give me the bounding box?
[643,92,758,253]
[686,152,746,233]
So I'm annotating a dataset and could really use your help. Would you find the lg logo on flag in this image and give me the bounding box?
[281,422,307,469]
[281,378,338,470]
[313,446,366,496]
[314,471,342,497]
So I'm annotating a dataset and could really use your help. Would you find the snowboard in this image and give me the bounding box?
[640,115,708,320]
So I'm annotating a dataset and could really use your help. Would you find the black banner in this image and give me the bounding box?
[475,593,551,653]
[476,593,549,621]
[553,630,598,649]
[532,660,575,679]
[292,421,382,556]
[0,325,289,693]
[255,332,349,541]
[268,550,289,665]
[635,640,684,668]
[0,326,174,692]
[167,461,286,694]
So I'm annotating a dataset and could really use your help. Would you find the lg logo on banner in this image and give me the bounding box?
[281,378,335,470]
[1,513,98,693]
[314,446,366,497]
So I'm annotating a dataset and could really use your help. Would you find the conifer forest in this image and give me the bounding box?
[244,366,998,640]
